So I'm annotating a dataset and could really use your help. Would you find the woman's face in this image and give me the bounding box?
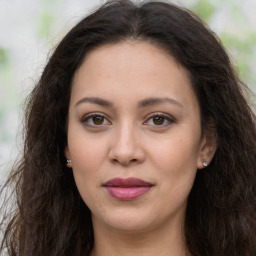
[65,41,213,233]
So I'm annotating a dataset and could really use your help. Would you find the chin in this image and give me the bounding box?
[92,207,161,233]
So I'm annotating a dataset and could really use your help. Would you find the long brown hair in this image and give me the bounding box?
[1,1,256,255]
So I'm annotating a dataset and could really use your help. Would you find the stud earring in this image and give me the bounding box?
[66,159,72,168]
[203,159,208,167]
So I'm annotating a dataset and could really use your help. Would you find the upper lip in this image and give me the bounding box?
[104,177,153,187]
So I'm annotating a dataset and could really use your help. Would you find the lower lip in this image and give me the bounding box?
[105,186,152,201]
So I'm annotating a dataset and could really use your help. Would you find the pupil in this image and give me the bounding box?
[93,116,104,125]
[153,116,164,125]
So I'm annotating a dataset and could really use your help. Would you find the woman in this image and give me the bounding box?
[1,1,256,255]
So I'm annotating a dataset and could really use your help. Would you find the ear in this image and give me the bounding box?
[65,146,70,159]
[64,146,72,168]
[197,121,217,169]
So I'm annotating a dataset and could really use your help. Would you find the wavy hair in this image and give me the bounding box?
[1,1,256,255]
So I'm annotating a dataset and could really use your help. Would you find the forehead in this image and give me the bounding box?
[71,40,198,110]
[76,40,186,78]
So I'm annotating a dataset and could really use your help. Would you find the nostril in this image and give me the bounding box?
[108,138,145,166]
[110,157,138,166]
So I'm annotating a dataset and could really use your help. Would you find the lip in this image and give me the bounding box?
[103,177,153,201]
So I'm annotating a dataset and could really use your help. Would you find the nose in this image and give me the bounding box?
[108,123,145,166]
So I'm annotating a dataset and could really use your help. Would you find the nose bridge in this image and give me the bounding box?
[109,118,144,165]
[114,119,136,153]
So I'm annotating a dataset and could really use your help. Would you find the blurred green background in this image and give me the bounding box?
[0,0,255,177]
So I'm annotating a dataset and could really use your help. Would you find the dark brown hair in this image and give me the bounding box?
[1,1,256,255]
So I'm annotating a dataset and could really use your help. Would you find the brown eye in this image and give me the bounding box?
[153,116,165,125]
[144,113,174,127]
[92,116,104,125]
[82,113,111,127]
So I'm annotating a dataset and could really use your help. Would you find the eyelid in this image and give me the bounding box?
[81,112,112,127]
[143,112,175,126]
[80,111,174,128]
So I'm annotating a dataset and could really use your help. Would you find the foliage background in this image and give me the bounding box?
[0,0,255,179]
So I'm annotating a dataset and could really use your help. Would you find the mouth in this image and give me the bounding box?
[103,177,153,201]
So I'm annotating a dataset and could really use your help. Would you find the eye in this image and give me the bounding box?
[144,113,174,127]
[81,113,111,127]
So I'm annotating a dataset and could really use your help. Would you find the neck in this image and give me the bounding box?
[90,217,190,256]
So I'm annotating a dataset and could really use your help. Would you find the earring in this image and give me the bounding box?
[66,159,72,168]
[203,159,208,167]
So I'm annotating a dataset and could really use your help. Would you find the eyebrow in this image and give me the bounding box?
[75,97,113,108]
[138,97,183,108]
[74,96,183,108]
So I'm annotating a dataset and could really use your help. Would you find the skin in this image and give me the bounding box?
[65,41,216,256]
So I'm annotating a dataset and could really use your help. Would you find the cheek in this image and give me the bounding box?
[68,140,105,211]
[68,127,108,171]
[150,135,200,172]
[67,132,108,197]
[147,130,201,198]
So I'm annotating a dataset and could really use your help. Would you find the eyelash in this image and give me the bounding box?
[81,112,174,128]
[144,112,174,127]
[81,112,111,128]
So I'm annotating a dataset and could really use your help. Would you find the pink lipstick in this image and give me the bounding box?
[104,178,153,201]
